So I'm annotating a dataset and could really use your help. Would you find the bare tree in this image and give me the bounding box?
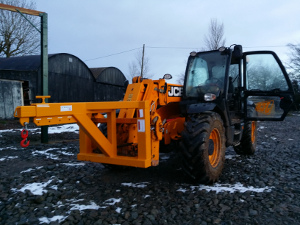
[176,71,185,85]
[128,49,152,80]
[128,61,139,79]
[203,18,226,50]
[177,19,226,84]
[286,43,300,109]
[287,43,300,80]
[0,0,40,58]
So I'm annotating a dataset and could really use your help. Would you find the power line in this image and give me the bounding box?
[243,45,287,48]
[83,46,199,62]
[84,45,289,62]
[148,46,199,49]
[84,46,196,62]
[84,47,142,62]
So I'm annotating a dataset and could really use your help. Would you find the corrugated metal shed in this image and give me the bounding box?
[0,55,127,119]
[0,53,95,105]
[90,67,127,101]
[47,54,95,103]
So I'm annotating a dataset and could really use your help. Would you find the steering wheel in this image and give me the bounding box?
[205,78,223,86]
[200,78,223,93]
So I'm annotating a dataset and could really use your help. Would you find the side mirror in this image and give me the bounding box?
[163,74,172,80]
[232,45,243,59]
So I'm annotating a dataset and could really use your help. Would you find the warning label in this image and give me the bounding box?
[137,119,145,132]
[61,105,72,112]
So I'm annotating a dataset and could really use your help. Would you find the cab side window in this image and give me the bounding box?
[245,54,289,91]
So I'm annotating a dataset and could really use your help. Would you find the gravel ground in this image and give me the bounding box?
[0,113,300,225]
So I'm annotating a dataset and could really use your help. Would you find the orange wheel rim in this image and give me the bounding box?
[251,121,256,143]
[209,128,221,168]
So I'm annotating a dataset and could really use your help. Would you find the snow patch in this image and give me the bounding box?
[47,124,79,134]
[21,166,43,173]
[0,146,18,151]
[31,148,69,160]
[103,198,122,206]
[176,182,273,194]
[159,153,170,161]
[121,182,149,188]
[0,124,79,134]
[177,188,188,193]
[0,128,39,134]
[258,126,266,131]
[115,207,122,213]
[12,182,120,223]
[12,180,53,195]
[225,155,238,160]
[0,156,18,161]
[69,201,101,211]
[58,151,75,156]
[39,215,67,224]
[61,162,85,167]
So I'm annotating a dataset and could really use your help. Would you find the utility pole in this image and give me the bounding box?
[0,3,49,143]
[40,13,48,143]
[140,44,145,78]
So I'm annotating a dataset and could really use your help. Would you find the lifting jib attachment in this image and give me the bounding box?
[14,78,185,168]
[15,100,154,167]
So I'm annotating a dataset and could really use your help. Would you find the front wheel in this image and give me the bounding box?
[180,112,226,184]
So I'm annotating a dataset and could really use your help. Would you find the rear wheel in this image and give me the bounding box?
[234,121,257,155]
[180,112,226,184]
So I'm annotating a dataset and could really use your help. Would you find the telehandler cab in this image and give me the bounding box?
[14,45,294,183]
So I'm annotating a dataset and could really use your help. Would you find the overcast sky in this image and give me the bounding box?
[35,0,300,83]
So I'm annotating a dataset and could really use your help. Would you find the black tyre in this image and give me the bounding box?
[97,123,131,170]
[92,123,107,154]
[233,121,257,155]
[180,112,226,184]
[99,123,107,136]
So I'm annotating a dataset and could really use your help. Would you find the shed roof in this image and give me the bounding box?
[0,53,88,72]
[0,55,41,71]
[90,67,109,79]
[90,67,127,86]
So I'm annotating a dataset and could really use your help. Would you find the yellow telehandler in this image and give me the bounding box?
[14,45,294,183]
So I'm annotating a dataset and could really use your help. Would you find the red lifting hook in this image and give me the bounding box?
[20,138,30,147]
[21,129,28,139]
[20,128,30,147]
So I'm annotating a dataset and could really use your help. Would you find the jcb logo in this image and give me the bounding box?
[168,86,183,97]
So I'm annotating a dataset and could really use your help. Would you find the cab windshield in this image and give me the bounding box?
[185,51,229,97]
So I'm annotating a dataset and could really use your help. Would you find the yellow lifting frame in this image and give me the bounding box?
[14,100,152,168]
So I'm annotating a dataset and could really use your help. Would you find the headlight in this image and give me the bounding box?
[190,51,197,56]
[204,93,216,101]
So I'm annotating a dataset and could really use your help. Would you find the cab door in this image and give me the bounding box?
[243,51,294,121]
